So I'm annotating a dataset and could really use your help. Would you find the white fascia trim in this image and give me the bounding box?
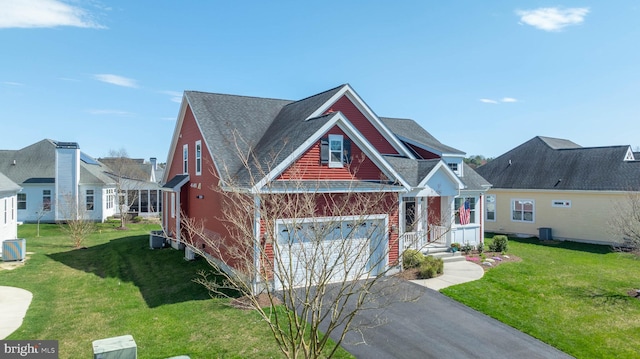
[417,161,465,189]
[163,94,189,184]
[257,185,407,194]
[305,84,415,159]
[251,112,411,192]
[397,134,467,158]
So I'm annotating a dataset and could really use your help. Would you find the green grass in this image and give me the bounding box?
[442,235,640,359]
[2,223,352,358]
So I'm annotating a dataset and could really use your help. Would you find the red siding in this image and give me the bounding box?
[327,96,398,155]
[408,144,440,160]
[279,126,385,181]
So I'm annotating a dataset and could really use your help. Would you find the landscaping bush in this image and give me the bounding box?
[476,241,484,254]
[403,249,424,269]
[489,235,509,252]
[417,255,444,279]
[132,216,143,223]
[462,242,473,255]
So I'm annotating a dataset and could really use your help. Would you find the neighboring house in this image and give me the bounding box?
[0,172,21,241]
[162,84,490,287]
[98,157,163,218]
[476,136,640,245]
[0,140,117,223]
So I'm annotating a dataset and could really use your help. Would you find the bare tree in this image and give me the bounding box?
[609,191,640,252]
[102,149,149,229]
[179,137,449,358]
[57,195,95,249]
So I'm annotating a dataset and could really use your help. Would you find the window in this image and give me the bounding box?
[195,140,202,176]
[447,163,458,172]
[17,193,26,210]
[3,199,6,224]
[404,197,416,232]
[11,197,15,221]
[454,197,476,225]
[170,193,176,218]
[86,190,94,211]
[43,190,51,211]
[485,195,496,221]
[106,189,115,209]
[183,144,188,174]
[328,134,343,168]
[512,199,535,222]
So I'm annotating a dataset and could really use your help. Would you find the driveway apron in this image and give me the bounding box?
[321,277,573,359]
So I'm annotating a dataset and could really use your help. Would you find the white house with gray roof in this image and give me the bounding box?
[476,136,640,245]
[0,172,21,241]
[0,139,117,223]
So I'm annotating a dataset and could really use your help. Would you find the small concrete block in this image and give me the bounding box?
[92,334,137,359]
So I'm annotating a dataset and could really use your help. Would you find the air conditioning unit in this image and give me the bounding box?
[92,335,137,359]
[185,246,196,261]
[2,239,26,261]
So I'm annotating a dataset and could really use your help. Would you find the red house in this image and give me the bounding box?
[162,84,490,290]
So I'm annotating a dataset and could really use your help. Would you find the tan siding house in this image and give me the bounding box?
[477,136,640,246]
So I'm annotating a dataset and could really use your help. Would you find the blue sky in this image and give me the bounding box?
[1,1,639,163]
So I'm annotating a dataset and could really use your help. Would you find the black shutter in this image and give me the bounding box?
[343,139,351,164]
[320,138,329,165]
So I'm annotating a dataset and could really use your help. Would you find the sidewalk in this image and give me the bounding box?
[0,286,33,339]
[411,260,485,290]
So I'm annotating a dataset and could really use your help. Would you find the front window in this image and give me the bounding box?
[183,144,188,174]
[404,197,416,232]
[106,189,115,209]
[17,193,26,210]
[485,194,496,221]
[43,190,51,211]
[328,134,343,168]
[455,197,476,225]
[195,140,202,176]
[86,190,94,211]
[512,199,534,222]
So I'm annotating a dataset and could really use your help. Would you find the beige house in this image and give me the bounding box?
[476,136,640,246]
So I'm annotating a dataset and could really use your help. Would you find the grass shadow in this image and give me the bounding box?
[48,234,228,308]
[487,233,614,255]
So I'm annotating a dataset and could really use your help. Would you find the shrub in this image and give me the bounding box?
[132,216,143,223]
[462,242,473,255]
[403,249,425,269]
[489,235,509,253]
[417,256,444,279]
[476,241,484,254]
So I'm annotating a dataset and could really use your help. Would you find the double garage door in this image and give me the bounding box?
[274,216,387,290]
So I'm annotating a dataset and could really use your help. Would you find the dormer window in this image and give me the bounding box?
[448,163,458,172]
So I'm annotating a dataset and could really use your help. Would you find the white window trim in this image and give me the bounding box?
[171,193,176,218]
[485,194,496,222]
[328,134,343,168]
[183,144,189,174]
[195,140,202,176]
[511,199,535,223]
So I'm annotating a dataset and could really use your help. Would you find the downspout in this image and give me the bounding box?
[176,190,181,245]
[253,195,261,294]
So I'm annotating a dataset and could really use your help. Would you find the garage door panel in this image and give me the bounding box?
[274,218,387,290]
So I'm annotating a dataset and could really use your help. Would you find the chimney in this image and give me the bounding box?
[55,142,80,221]
[150,157,157,170]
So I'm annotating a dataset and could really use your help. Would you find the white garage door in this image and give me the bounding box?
[274,216,387,290]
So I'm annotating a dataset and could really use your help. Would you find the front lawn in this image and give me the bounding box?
[1,223,351,358]
[442,236,640,359]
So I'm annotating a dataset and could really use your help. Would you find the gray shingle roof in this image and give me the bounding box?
[383,156,439,187]
[0,139,115,186]
[0,172,20,192]
[380,117,464,155]
[476,136,640,191]
[460,163,492,191]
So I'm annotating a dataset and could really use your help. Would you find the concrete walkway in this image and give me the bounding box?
[0,286,33,339]
[410,259,485,290]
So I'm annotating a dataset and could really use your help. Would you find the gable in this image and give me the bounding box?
[325,95,399,155]
[278,126,387,181]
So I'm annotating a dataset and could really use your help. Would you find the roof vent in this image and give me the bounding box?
[12,160,16,165]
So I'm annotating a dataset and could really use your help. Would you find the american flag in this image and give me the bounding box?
[459,199,471,225]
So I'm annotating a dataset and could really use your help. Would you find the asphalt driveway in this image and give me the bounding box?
[322,277,573,359]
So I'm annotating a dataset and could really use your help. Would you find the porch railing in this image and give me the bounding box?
[401,225,448,251]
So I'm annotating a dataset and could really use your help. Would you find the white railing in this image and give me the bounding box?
[402,225,449,251]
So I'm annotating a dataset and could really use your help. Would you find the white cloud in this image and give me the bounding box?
[2,81,24,86]
[501,97,518,103]
[480,97,518,104]
[160,90,183,103]
[93,74,138,88]
[480,99,499,104]
[0,0,105,29]
[516,7,589,32]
